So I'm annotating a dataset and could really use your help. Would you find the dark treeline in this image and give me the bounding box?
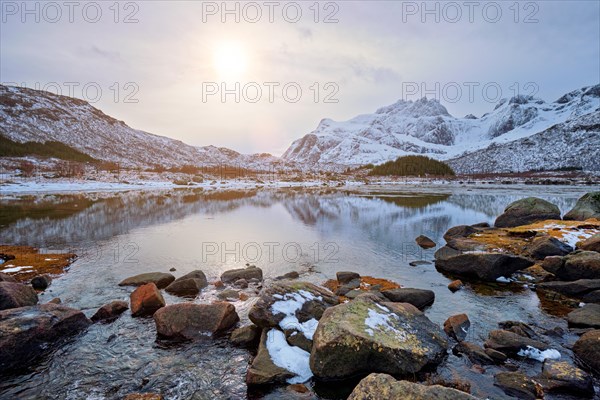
[0,135,97,162]
[368,155,455,177]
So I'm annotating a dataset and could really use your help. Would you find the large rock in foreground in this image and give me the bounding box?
[0,303,90,372]
[347,373,477,400]
[564,192,600,221]
[164,270,208,297]
[0,281,38,310]
[153,302,239,340]
[119,272,175,289]
[557,251,600,281]
[310,295,447,379]
[526,236,573,260]
[435,252,533,282]
[495,197,561,228]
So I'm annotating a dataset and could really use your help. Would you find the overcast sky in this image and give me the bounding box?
[1,1,599,155]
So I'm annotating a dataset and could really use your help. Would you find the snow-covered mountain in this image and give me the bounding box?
[282,84,600,173]
[0,85,280,169]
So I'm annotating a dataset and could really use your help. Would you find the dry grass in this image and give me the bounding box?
[0,245,76,282]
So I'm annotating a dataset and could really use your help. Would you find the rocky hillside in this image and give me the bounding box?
[0,85,279,169]
[282,85,600,173]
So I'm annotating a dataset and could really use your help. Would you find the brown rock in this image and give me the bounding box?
[448,280,464,292]
[0,273,16,283]
[0,281,38,311]
[573,329,600,373]
[454,341,495,365]
[494,372,542,400]
[567,303,600,329]
[119,272,175,289]
[153,302,239,340]
[164,270,207,297]
[444,313,470,341]
[415,235,436,249]
[230,324,261,348]
[123,394,163,400]
[484,330,548,355]
[130,283,165,317]
[336,271,360,284]
[247,329,295,385]
[579,234,600,253]
[91,300,129,322]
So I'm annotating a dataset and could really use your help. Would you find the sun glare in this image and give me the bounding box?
[212,42,248,80]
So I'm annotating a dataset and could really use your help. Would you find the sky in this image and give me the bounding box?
[1,0,599,156]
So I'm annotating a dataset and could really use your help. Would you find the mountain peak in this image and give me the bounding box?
[376,97,451,118]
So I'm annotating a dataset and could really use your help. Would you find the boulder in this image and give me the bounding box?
[443,225,478,242]
[564,192,600,220]
[30,275,52,290]
[285,329,313,352]
[248,281,338,332]
[582,290,600,303]
[527,236,573,260]
[537,279,600,297]
[448,279,464,292]
[538,360,594,396]
[0,281,38,310]
[234,278,248,289]
[444,313,470,341]
[91,300,129,323]
[119,272,175,289]
[0,303,90,373]
[567,304,600,329]
[494,372,542,400]
[553,251,600,281]
[484,330,548,355]
[573,329,600,373]
[246,329,296,385]
[275,271,300,280]
[230,324,261,348]
[494,197,561,228]
[415,235,436,249]
[217,289,239,301]
[221,266,263,283]
[454,341,495,365]
[347,373,477,400]
[0,272,16,283]
[164,270,207,297]
[541,256,565,274]
[435,252,533,282]
[579,234,600,253]
[336,271,360,284]
[335,278,361,296]
[381,288,435,310]
[485,348,508,363]
[130,283,165,317]
[153,302,239,340]
[310,295,447,379]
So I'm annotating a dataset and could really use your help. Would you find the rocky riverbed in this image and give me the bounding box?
[0,188,599,399]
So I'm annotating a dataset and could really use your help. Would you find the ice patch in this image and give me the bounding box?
[271,290,323,340]
[496,276,512,283]
[517,346,561,362]
[1,265,33,273]
[266,329,313,384]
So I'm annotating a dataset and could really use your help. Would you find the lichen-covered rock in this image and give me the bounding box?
[564,192,600,221]
[347,373,477,400]
[119,272,175,289]
[91,300,128,323]
[567,303,600,329]
[248,281,338,332]
[381,288,434,310]
[573,330,600,373]
[221,266,263,283]
[0,303,90,373]
[310,295,447,379]
[494,372,542,400]
[153,302,239,340]
[526,236,573,259]
[494,197,561,228]
[538,360,594,396]
[435,252,533,282]
[0,281,38,310]
[164,270,207,297]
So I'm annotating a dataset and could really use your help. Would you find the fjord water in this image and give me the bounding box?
[0,185,595,399]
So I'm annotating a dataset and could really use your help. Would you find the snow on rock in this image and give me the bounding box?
[364,304,409,341]
[517,346,561,362]
[271,290,322,340]
[265,329,313,384]
[496,276,512,283]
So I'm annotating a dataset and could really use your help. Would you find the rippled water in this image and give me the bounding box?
[0,184,597,399]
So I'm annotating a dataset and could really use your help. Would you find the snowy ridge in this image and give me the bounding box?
[0,85,281,170]
[282,85,600,172]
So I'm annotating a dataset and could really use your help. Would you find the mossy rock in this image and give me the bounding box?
[495,197,561,228]
[564,192,600,221]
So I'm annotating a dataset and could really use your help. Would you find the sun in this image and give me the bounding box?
[212,42,248,80]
